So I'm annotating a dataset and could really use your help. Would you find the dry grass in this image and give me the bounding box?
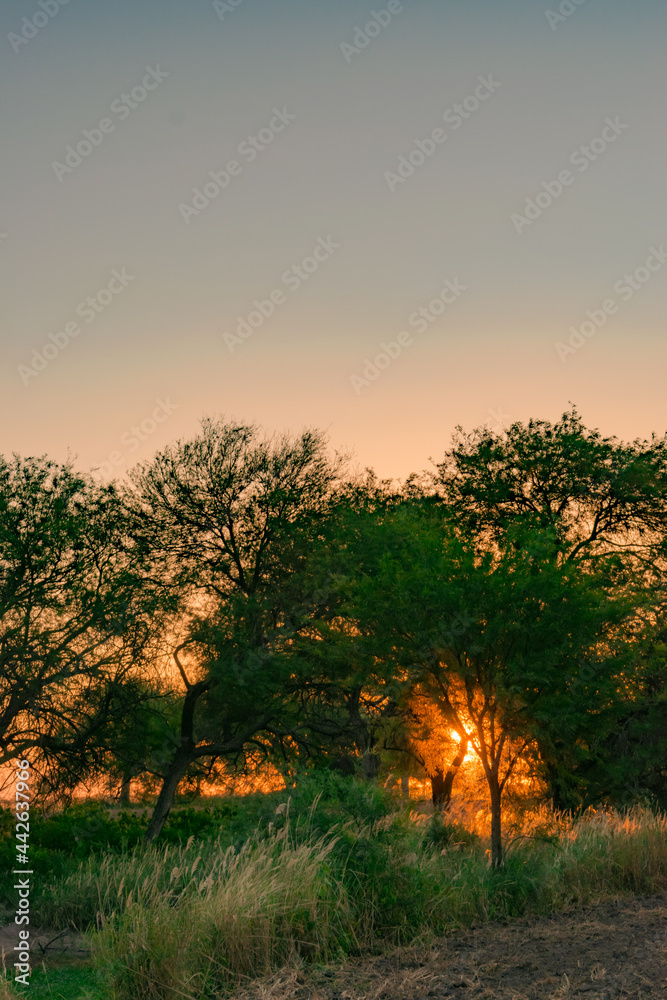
[93,824,344,999]
[224,892,667,1000]
[31,801,667,999]
[230,962,443,1000]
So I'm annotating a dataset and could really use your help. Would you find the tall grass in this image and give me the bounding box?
[35,802,667,1000]
[554,805,667,902]
[94,825,344,999]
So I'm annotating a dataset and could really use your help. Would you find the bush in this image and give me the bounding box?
[286,773,395,835]
[0,801,150,915]
[423,815,481,851]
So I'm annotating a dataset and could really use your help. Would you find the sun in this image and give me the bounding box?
[449,729,476,765]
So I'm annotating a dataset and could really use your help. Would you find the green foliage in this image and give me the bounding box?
[30,801,666,999]
[163,795,287,849]
[9,803,664,999]
[0,806,14,841]
[435,406,667,557]
[285,773,395,835]
[434,408,667,810]
[2,966,111,1000]
[0,453,173,796]
[129,418,357,841]
[0,802,145,916]
[423,815,480,851]
[322,500,628,863]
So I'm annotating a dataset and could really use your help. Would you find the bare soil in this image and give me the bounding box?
[236,893,667,1000]
[0,922,89,967]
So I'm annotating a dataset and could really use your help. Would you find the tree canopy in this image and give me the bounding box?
[2,410,664,860]
[0,455,168,798]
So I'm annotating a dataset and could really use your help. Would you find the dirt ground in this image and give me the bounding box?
[236,893,667,1000]
[1,893,664,998]
[0,921,89,967]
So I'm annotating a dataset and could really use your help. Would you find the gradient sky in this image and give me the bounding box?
[1,0,666,481]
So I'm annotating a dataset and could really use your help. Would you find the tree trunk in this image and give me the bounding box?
[145,677,210,843]
[361,751,380,780]
[330,754,356,777]
[145,752,192,843]
[432,737,469,810]
[431,768,447,807]
[488,775,503,867]
[119,770,132,807]
[542,756,579,813]
[401,775,410,799]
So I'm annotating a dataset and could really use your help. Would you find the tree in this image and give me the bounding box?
[433,408,667,807]
[127,418,352,840]
[435,407,667,564]
[574,613,667,808]
[334,506,627,865]
[0,455,168,798]
[406,691,470,809]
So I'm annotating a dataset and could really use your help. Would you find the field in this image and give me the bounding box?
[232,893,667,999]
[0,781,665,999]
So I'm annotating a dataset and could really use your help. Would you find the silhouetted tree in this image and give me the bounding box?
[0,455,168,798]
[128,418,355,840]
[433,408,667,807]
[329,506,628,865]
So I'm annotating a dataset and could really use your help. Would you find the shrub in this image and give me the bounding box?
[423,814,481,851]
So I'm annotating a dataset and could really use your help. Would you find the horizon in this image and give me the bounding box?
[35,403,667,488]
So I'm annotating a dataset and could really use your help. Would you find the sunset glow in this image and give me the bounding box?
[1,3,665,994]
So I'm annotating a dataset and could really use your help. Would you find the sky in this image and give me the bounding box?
[1,0,666,481]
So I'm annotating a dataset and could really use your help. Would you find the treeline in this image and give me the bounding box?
[1,408,665,865]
